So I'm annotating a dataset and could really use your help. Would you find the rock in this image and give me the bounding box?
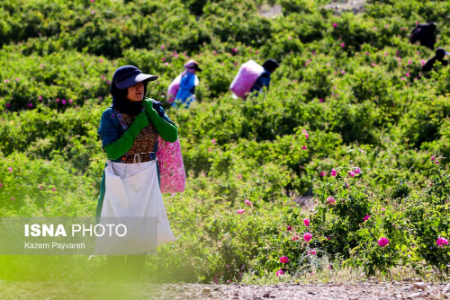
[202,288,211,294]
[443,283,450,294]
[407,292,425,298]
[413,282,427,291]
[263,292,270,298]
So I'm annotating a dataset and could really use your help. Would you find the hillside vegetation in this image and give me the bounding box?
[0,0,449,283]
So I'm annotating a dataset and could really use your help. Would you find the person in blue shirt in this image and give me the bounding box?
[173,60,202,108]
[249,59,280,96]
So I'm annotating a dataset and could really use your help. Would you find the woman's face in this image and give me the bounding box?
[127,82,145,102]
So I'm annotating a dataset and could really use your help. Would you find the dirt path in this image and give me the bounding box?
[0,281,449,300]
[323,0,367,14]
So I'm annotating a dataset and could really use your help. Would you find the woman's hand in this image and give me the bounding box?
[133,111,149,130]
[142,99,178,142]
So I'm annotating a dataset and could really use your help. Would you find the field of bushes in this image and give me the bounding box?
[0,0,450,284]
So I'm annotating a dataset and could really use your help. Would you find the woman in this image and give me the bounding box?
[96,65,178,282]
[173,60,201,108]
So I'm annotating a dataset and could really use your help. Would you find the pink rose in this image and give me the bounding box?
[364,215,370,221]
[286,225,293,231]
[244,199,252,206]
[331,169,337,177]
[292,235,299,241]
[304,233,312,242]
[237,209,245,215]
[279,256,289,263]
[378,237,389,247]
[436,237,449,247]
[332,23,337,28]
[276,269,284,276]
[8,167,13,173]
[327,197,336,205]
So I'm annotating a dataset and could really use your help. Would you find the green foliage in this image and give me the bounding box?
[1,0,450,284]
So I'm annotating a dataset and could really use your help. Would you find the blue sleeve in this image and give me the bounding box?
[250,75,264,93]
[259,73,271,89]
[97,109,121,149]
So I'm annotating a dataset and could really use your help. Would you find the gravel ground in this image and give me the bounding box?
[323,0,366,14]
[0,281,449,300]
